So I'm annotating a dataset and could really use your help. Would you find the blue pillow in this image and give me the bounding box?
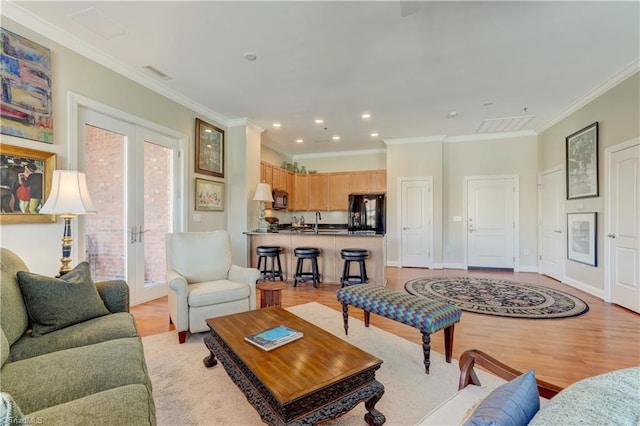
[463,370,540,426]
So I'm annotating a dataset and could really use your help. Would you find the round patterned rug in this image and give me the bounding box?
[404,277,589,319]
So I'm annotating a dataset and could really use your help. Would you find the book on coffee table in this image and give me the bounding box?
[245,325,303,351]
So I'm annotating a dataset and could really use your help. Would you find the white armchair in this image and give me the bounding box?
[165,230,260,343]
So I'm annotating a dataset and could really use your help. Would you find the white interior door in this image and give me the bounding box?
[607,139,640,313]
[466,177,516,269]
[538,167,564,281]
[400,178,433,267]
[79,107,180,305]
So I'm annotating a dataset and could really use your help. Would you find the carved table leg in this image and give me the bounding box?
[421,332,431,374]
[364,384,386,426]
[202,333,218,368]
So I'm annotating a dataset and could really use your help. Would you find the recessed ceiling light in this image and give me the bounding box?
[447,111,458,118]
[370,132,379,137]
[243,52,257,61]
[296,139,303,143]
[332,136,340,141]
[314,119,324,124]
[361,113,371,119]
[273,123,281,128]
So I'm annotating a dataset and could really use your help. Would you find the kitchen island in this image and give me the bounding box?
[245,230,386,286]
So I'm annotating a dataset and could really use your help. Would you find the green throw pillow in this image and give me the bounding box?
[17,262,110,336]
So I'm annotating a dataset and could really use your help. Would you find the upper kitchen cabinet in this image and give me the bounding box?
[308,173,329,211]
[328,172,350,210]
[293,173,309,211]
[350,170,386,193]
[286,171,295,209]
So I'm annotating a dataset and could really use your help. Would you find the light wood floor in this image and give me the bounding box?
[131,268,640,389]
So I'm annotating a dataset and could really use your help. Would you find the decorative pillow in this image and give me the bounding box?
[463,370,540,426]
[0,392,25,425]
[17,262,110,336]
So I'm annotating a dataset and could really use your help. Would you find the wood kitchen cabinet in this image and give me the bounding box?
[349,171,368,193]
[328,172,350,210]
[286,171,295,209]
[308,173,329,211]
[368,170,387,192]
[293,173,309,211]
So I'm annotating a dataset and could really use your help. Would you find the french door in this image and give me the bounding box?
[78,107,181,305]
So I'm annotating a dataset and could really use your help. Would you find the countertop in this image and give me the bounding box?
[244,229,385,237]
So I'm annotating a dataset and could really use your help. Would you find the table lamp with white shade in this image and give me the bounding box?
[40,170,97,276]
[253,182,273,233]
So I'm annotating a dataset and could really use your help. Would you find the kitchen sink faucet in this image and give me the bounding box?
[314,211,322,234]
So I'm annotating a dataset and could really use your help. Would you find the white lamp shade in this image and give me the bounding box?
[253,182,274,202]
[40,170,97,215]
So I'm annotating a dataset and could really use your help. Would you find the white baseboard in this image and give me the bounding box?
[442,263,465,270]
[386,260,399,267]
[518,265,539,273]
[562,276,604,300]
[430,263,444,269]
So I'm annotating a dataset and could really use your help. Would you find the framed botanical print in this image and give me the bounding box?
[195,118,224,178]
[567,212,597,266]
[195,178,224,211]
[566,122,598,199]
[0,143,56,223]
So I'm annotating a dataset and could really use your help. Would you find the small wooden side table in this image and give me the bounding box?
[256,281,287,308]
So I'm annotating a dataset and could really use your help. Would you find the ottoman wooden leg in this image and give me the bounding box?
[444,324,455,363]
[421,332,431,375]
[341,303,349,335]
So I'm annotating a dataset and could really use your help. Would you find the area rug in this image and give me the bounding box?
[405,277,589,319]
[142,302,504,425]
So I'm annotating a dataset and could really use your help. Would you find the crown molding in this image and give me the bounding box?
[384,135,447,145]
[444,130,537,143]
[228,118,265,133]
[538,59,640,133]
[292,148,386,160]
[3,1,231,127]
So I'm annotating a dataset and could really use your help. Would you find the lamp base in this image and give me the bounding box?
[57,215,75,277]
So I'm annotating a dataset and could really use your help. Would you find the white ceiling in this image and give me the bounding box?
[5,1,640,158]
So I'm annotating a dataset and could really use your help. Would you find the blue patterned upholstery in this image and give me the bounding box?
[336,285,461,333]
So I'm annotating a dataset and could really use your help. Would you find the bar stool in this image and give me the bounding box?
[340,248,369,287]
[256,246,284,281]
[293,247,322,288]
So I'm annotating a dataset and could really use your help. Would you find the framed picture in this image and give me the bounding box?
[566,122,598,199]
[195,118,224,178]
[567,212,597,266]
[195,178,224,211]
[0,28,54,143]
[0,143,56,223]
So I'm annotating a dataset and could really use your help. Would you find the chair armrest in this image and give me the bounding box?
[228,264,260,288]
[458,349,563,399]
[95,280,130,313]
[167,270,188,293]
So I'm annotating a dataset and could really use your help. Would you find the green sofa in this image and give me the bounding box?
[0,248,156,425]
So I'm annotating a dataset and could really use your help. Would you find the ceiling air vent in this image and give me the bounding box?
[141,64,172,80]
[477,115,535,133]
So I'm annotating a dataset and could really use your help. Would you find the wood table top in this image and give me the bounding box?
[205,307,382,404]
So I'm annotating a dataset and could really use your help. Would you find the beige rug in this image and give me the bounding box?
[142,302,503,425]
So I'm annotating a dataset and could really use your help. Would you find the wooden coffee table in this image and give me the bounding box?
[203,307,385,425]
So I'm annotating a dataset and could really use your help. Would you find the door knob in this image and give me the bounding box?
[553,229,562,234]
[608,233,616,238]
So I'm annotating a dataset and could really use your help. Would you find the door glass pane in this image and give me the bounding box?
[84,124,125,282]
[143,140,171,288]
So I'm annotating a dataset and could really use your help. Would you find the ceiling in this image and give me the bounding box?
[5,1,639,158]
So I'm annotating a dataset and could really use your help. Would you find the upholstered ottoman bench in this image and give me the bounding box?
[336,285,462,374]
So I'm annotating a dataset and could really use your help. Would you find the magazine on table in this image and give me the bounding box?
[244,325,303,351]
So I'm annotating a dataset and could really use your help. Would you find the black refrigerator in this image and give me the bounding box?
[348,193,386,234]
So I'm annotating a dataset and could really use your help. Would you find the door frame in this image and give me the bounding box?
[397,176,434,268]
[537,165,565,281]
[463,174,519,270]
[604,136,640,303]
[67,91,187,289]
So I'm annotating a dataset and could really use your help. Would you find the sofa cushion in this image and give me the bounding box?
[418,384,497,425]
[529,367,640,425]
[1,329,9,368]
[17,262,110,336]
[0,248,30,345]
[463,370,539,426]
[28,384,156,426]
[0,337,149,414]
[188,279,251,307]
[8,312,139,362]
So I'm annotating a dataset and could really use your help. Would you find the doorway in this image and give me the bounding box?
[464,175,518,269]
[606,137,640,313]
[538,166,564,281]
[399,177,433,267]
[76,102,183,305]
